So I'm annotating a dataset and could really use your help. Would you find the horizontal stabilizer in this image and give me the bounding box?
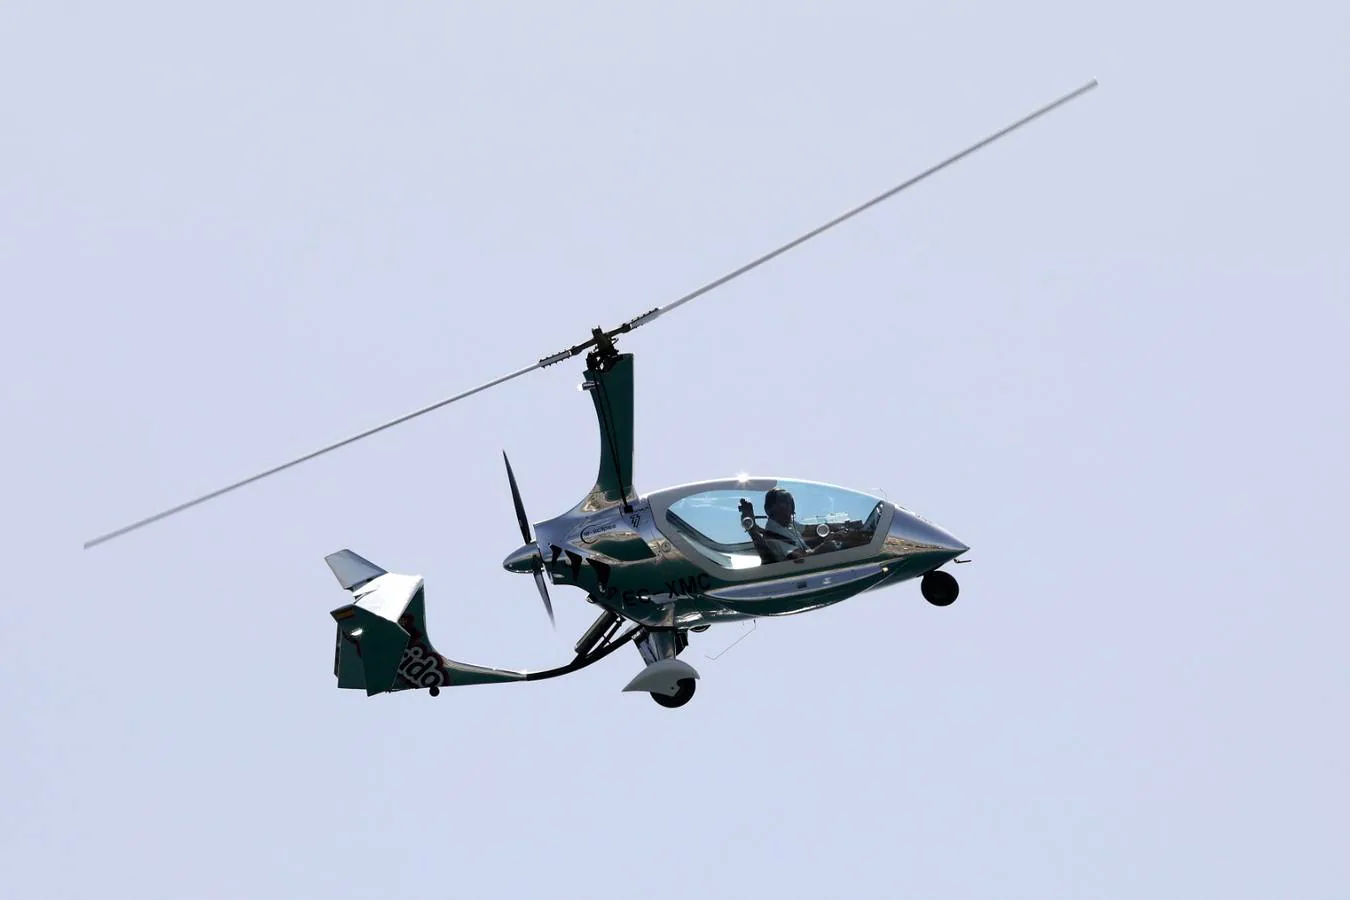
[325,549,386,591]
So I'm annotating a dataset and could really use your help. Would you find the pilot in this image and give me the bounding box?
[760,488,813,562]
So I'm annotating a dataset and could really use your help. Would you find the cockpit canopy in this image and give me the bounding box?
[649,477,887,571]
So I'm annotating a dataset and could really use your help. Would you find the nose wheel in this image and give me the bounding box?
[625,653,700,708]
[651,678,697,708]
[921,569,959,607]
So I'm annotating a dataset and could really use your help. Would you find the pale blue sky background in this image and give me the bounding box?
[4,2,1348,898]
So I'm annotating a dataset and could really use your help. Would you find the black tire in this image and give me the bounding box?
[921,570,959,607]
[651,678,697,708]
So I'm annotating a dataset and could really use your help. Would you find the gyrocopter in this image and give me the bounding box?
[85,79,1098,708]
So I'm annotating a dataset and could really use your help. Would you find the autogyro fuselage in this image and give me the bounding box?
[324,339,968,710]
[501,344,969,632]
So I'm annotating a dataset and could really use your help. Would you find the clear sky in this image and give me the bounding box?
[4,2,1348,897]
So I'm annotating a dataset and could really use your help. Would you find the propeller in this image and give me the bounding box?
[81,78,1098,550]
[503,451,555,628]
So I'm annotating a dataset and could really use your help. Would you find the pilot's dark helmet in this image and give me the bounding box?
[764,487,794,515]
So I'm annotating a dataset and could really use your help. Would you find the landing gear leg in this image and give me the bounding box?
[921,569,959,607]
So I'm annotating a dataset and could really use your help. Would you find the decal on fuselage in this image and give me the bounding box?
[395,614,449,689]
[396,642,447,689]
[603,586,656,606]
[580,513,643,544]
[665,572,713,598]
[580,523,619,544]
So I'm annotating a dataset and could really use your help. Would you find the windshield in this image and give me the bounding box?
[662,479,884,569]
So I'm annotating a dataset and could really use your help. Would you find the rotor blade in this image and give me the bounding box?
[532,568,556,628]
[83,361,543,549]
[85,79,1097,551]
[616,78,1098,336]
[502,450,532,546]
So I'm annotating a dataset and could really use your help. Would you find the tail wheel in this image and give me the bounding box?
[921,569,959,607]
[651,678,697,708]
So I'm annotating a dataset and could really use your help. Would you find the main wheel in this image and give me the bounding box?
[651,678,697,708]
[921,569,959,607]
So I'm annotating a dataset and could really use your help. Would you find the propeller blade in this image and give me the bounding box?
[504,451,553,628]
[532,568,556,629]
[502,451,533,546]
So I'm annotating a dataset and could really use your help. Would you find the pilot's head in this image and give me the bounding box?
[764,488,795,526]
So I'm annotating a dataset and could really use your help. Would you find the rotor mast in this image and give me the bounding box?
[576,333,637,512]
